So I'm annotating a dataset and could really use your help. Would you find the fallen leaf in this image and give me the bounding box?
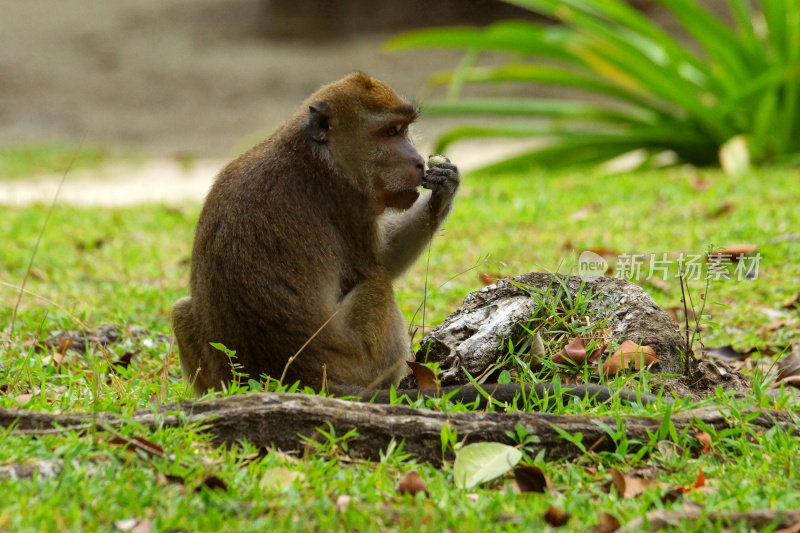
[197,473,228,492]
[453,442,522,489]
[131,519,152,533]
[57,336,73,356]
[113,351,137,369]
[108,435,164,459]
[335,494,352,512]
[13,393,34,406]
[782,291,800,310]
[610,467,663,498]
[688,173,711,192]
[707,244,758,261]
[407,361,438,389]
[544,506,571,527]
[114,519,138,531]
[530,332,546,359]
[594,512,621,533]
[761,319,797,334]
[675,468,707,494]
[700,345,755,362]
[552,336,587,367]
[259,467,304,492]
[478,272,503,285]
[776,355,800,387]
[397,471,428,497]
[514,465,557,496]
[156,472,186,489]
[601,341,659,376]
[694,432,713,454]
[587,341,607,365]
[656,441,683,462]
[707,202,735,219]
[569,203,600,222]
[719,134,751,175]
[52,351,66,367]
[693,469,705,489]
[775,521,800,533]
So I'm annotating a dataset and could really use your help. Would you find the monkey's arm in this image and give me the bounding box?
[379,159,460,278]
[359,383,662,408]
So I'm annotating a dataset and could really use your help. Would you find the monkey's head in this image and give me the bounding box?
[305,73,425,211]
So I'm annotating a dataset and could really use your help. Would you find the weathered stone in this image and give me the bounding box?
[406,272,687,387]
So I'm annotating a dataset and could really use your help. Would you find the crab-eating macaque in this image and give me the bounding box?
[172,72,460,395]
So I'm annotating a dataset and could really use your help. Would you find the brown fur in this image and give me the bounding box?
[172,73,460,395]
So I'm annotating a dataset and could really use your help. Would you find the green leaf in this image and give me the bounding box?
[453,442,522,489]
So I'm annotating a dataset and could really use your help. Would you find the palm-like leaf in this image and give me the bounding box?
[386,0,800,170]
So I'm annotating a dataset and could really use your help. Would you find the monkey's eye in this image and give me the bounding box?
[385,125,403,137]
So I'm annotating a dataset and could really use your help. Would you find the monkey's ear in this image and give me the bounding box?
[308,103,331,143]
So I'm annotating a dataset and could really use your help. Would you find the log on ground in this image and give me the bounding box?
[1,393,794,464]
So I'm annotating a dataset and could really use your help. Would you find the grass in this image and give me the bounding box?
[0,145,113,181]
[1,160,799,531]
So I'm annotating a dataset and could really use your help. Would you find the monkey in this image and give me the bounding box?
[172,72,460,396]
[172,73,657,409]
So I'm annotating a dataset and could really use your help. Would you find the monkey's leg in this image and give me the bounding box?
[171,296,211,395]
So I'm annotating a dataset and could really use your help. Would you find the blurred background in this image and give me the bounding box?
[0,0,729,159]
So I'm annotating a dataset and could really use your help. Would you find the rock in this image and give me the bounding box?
[405,272,687,387]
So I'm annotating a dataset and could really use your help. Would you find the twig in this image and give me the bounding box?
[279,310,339,384]
[9,138,84,336]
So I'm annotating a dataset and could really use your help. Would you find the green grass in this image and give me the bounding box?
[0,145,112,180]
[1,163,799,531]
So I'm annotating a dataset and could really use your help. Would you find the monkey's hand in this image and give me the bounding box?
[422,155,460,217]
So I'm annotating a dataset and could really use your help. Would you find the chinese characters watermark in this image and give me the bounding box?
[578,252,761,282]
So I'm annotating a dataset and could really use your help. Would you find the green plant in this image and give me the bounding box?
[388,0,800,171]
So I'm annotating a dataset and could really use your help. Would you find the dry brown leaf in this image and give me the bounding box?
[569,203,600,222]
[675,468,707,494]
[707,202,735,219]
[108,435,164,459]
[594,512,621,533]
[530,332,546,360]
[396,471,428,497]
[708,244,758,261]
[552,336,587,367]
[13,393,34,406]
[544,506,571,527]
[688,173,711,192]
[587,341,607,365]
[775,521,800,533]
[514,465,558,496]
[776,355,800,388]
[130,519,152,533]
[694,432,713,455]
[782,291,800,310]
[197,473,228,492]
[52,351,66,367]
[406,361,437,389]
[601,341,659,376]
[610,467,663,498]
[478,272,503,285]
[155,472,186,489]
[761,319,798,334]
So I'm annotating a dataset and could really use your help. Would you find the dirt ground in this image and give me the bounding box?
[0,0,473,157]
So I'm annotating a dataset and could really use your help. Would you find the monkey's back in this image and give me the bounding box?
[186,131,377,386]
